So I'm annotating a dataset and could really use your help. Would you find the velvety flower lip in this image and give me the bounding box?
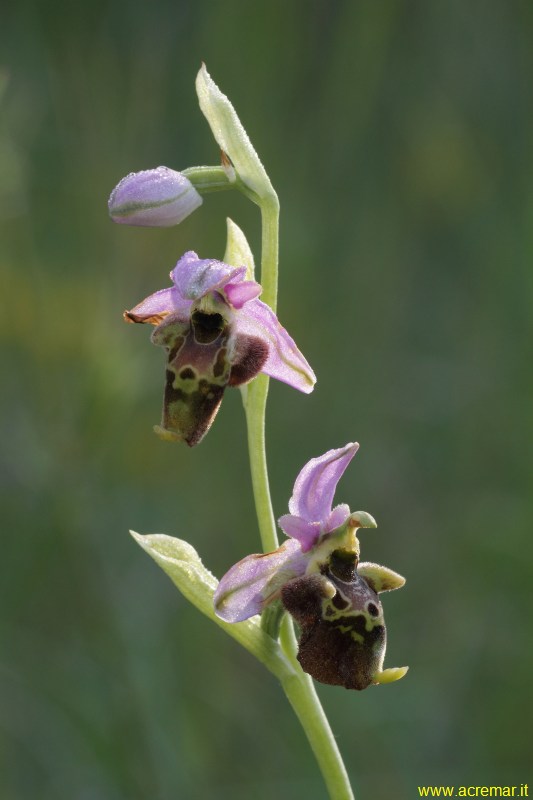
[108,166,202,227]
[214,443,362,621]
[125,250,316,395]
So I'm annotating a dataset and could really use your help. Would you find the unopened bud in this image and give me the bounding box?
[108,166,202,227]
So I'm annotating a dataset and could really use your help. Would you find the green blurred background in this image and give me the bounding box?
[1,1,531,798]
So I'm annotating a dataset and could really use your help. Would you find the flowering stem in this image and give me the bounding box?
[245,374,278,554]
[243,191,280,555]
[259,194,279,312]
[282,673,354,800]
[242,189,355,800]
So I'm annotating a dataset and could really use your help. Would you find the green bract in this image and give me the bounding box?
[224,217,256,280]
[130,531,295,681]
[196,64,277,204]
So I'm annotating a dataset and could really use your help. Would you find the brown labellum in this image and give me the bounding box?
[150,310,268,446]
[281,550,387,691]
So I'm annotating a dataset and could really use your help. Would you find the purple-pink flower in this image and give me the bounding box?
[214,443,407,690]
[214,443,367,621]
[125,250,316,446]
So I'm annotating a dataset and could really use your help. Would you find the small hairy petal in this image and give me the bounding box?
[170,251,247,301]
[214,539,306,623]
[288,443,359,523]
[277,514,321,553]
[326,503,351,533]
[235,299,316,393]
[108,166,202,227]
[224,280,262,309]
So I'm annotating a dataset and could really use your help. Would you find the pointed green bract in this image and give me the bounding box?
[196,64,276,203]
[131,530,217,601]
[130,531,295,680]
[224,217,256,280]
[223,217,257,406]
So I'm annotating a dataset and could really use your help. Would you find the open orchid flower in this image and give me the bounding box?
[125,250,316,446]
[214,443,408,690]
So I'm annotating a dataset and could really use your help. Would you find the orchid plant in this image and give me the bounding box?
[109,65,407,800]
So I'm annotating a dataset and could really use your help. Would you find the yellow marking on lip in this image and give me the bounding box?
[153,425,183,442]
[373,666,409,685]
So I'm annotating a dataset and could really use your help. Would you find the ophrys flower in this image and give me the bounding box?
[214,443,408,689]
[125,250,316,446]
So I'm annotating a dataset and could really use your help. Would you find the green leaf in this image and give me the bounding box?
[196,64,276,203]
[130,531,295,680]
[223,217,255,280]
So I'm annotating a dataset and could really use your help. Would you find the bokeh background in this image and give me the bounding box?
[1,2,532,798]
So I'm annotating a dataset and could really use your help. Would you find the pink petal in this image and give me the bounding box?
[277,514,321,552]
[214,539,306,623]
[288,443,359,523]
[125,286,190,323]
[234,300,316,393]
[224,280,262,309]
[326,503,351,533]
[171,251,246,301]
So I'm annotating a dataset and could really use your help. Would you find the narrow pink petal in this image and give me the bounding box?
[214,539,306,623]
[278,514,321,552]
[326,503,351,533]
[234,300,316,393]
[288,443,359,523]
[171,251,246,301]
[224,280,262,309]
[125,286,190,322]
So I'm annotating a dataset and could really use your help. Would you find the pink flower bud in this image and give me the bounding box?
[108,166,202,227]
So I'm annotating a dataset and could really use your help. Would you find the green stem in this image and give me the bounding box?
[242,189,355,800]
[182,165,233,193]
[243,189,280,554]
[245,374,278,554]
[282,673,354,800]
[259,194,279,312]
